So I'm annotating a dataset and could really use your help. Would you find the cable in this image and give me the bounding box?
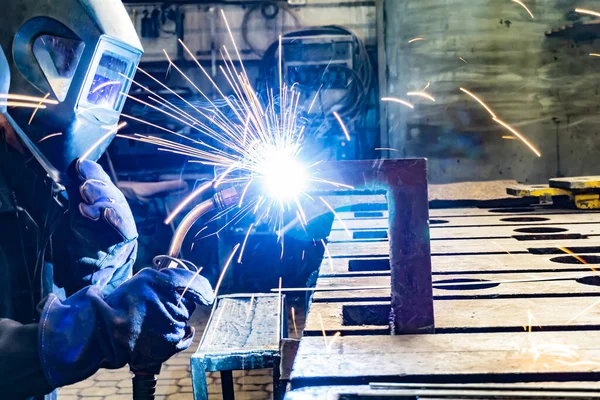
[241,1,300,57]
[256,25,375,146]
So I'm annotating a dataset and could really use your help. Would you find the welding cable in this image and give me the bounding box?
[257,25,375,144]
[241,1,300,57]
[133,186,241,399]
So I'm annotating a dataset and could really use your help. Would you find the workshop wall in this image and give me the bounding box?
[125,1,376,62]
[115,1,378,169]
[381,0,600,184]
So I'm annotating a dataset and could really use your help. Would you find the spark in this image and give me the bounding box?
[567,299,600,324]
[458,57,469,64]
[165,181,213,224]
[121,12,351,273]
[327,332,341,351]
[320,197,352,238]
[558,247,590,266]
[0,102,46,109]
[176,267,203,307]
[332,111,351,141]
[318,313,328,347]
[321,239,334,273]
[460,87,541,157]
[91,80,122,94]
[28,93,51,125]
[590,53,600,57]
[276,277,282,342]
[291,307,298,336]
[575,8,600,18]
[558,247,599,275]
[459,87,497,118]
[512,0,534,19]
[406,91,436,102]
[208,307,226,346]
[212,243,240,298]
[80,122,127,161]
[422,82,431,91]
[408,37,425,43]
[0,94,58,105]
[375,147,399,152]
[523,309,541,333]
[381,97,415,109]
[245,295,254,325]
[237,223,254,263]
[37,132,63,143]
[502,136,517,140]
[493,118,541,157]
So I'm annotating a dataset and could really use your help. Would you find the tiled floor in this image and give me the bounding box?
[60,299,305,400]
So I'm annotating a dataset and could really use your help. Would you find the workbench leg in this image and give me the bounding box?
[272,355,283,400]
[221,370,235,400]
[190,358,209,400]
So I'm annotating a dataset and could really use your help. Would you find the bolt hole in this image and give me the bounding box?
[551,255,600,265]
[576,276,600,287]
[354,211,384,218]
[353,230,388,240]
[501,217,551,222]
[433,278,499,291]
[514,227,568,234]
[348,258,390,272]
[529,246,600,255]
[513,233,585,241]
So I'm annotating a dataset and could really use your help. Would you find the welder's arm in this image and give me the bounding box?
[0,319,53,398]
[55,159,138,297]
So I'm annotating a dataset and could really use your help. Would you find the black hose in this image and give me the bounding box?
[132,373,158,400]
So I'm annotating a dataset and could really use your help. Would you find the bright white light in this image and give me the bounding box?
[259,152,307,202]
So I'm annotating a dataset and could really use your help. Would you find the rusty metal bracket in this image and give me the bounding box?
[313,158,434,334]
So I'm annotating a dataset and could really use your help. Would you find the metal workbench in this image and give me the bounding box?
[286,199,600,398]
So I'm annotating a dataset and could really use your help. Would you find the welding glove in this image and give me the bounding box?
[58,159,138,296]
[39,267,214,389]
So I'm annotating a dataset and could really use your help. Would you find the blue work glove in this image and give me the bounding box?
[60,159,138,296]
[39,267,214,389]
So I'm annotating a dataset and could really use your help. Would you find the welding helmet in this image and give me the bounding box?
[0,0,143,183]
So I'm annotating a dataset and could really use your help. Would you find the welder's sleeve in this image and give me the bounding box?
[0,319,53,398]
[55,159,138,297]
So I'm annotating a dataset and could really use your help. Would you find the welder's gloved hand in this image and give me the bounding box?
[39,267,214,389]
[61,159,138,296]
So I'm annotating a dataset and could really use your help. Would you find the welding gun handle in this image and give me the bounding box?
[131,365,162,400]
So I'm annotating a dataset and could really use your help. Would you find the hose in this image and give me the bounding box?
[132,186,241,399]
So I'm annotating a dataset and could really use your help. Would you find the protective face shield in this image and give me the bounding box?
[0,0,143,184]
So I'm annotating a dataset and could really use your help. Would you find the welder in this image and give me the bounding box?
[0,1,214,399]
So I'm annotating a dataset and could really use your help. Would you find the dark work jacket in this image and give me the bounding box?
[0,142,133,399]
[0,144,61,399]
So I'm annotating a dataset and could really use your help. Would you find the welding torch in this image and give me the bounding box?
[131,186,241,400]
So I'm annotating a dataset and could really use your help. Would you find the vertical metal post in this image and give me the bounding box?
[221,370,235,400]
[386,160,434,334]
[314,159,434,334]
